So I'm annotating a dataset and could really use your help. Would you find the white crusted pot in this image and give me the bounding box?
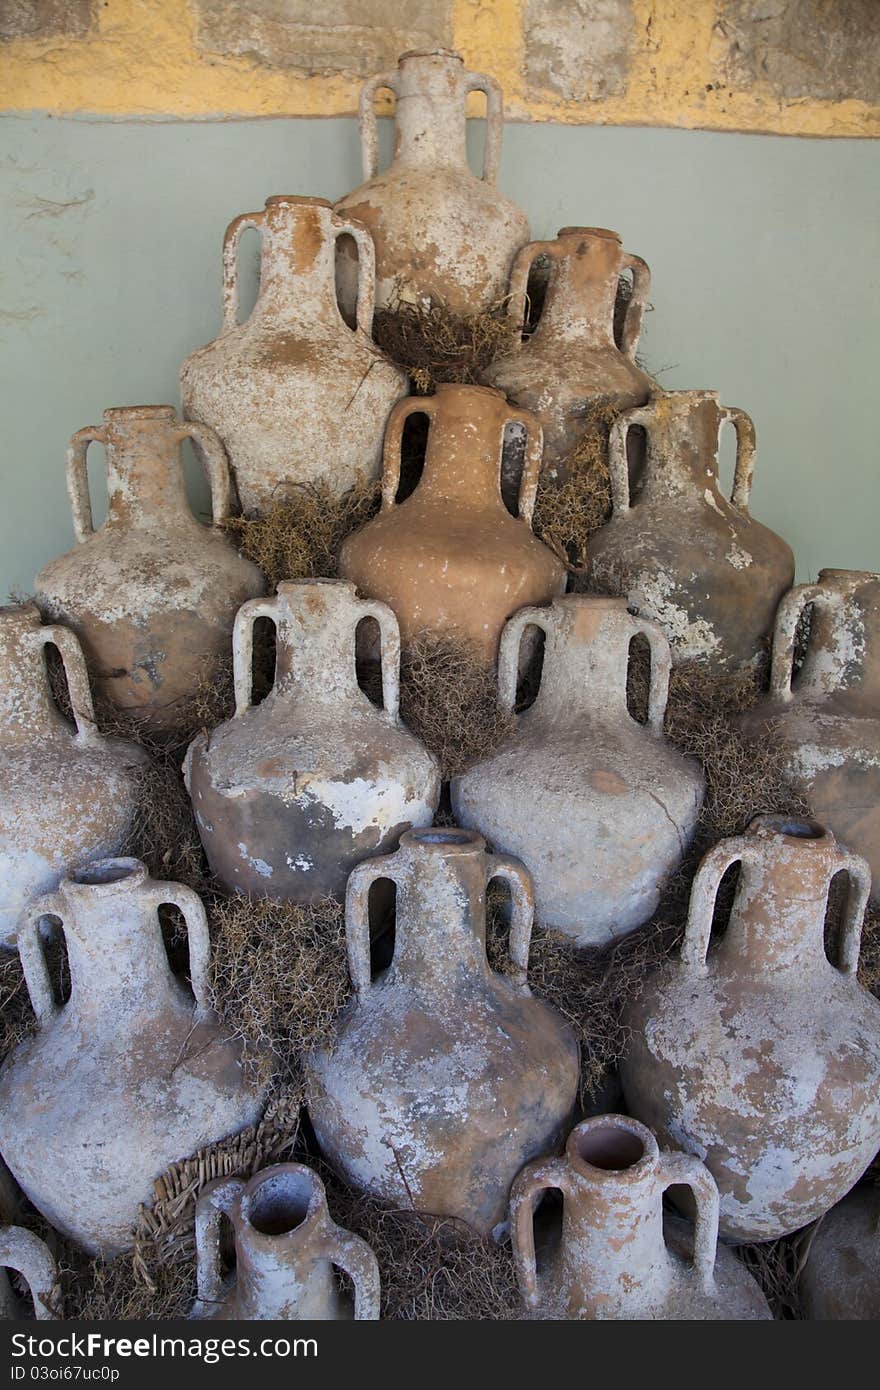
[0,859,266,1256]
[0,604,146,950]
[799,1185,880,1320]
[335,49,529,315]
[34,406,264,730]
[0,1227,57,1321]
[741,570,880,902]
[192,1164,380,1320]
[620,816,880,1242]
[185,580,439,901]
[482,227,653,480]
[181,196,406,516]
[452,596,704,945]
[305,828,580,1238]
[511,1115,770,1319]
[587,390,794,671]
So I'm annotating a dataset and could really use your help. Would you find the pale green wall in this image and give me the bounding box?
[0,114,877,598]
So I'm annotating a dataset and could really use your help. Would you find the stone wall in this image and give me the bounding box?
[0,0,877,135]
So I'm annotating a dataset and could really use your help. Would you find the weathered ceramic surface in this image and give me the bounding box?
[192,1163,380,1320]
[742,570,880,901]
[799,1185,880,1320]
[185,580,440,901]
[587,390,794,671]
[511,1115,770,1320]
[34,406,264,730]
[0,859,266,1256]
[452,596,704,945]
[335,49,529,315]
[0,1226,57,1321]
[482,227,653,479]
[621,816,880,1242]
[339,383,566,665]
[305,828,580,1238]
[0,604,146,950]
[181,196,406,516]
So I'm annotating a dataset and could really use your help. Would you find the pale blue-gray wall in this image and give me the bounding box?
[0,113,877,596]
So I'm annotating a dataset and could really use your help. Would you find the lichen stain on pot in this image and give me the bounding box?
[587,390,794,673]
[185,581,439,902]
[0,603,147,949]
[510,1114,770,1319]
[192,1163,380,1320]
[0,859,267,1256]
[180,197,407,517]
[304,828,580,1237]
[34,406,264,731]
[452,596,704,944]
[482,227,653,480]
[621,815,880,1242]
[334,50,529,316]
[742,570,880,900]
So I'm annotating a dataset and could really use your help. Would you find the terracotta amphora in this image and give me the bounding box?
[741,570,880,901]
[305,828,580,1238]
[334,49,529,316]
[587,390,794,672]
[338,384,566,665]
[184,580,440,901]
[0,1227,57,1321]
[620,816,880,1243]
[192,1163,380,1320]
[0,859,266,1256]
[799,1185,880,1320]
[180,197,406,516]
[511,1115,770,1320]
[482,228,653,480]
[34,406,264,731]
[0,604,146,950]
[452,596,704,945]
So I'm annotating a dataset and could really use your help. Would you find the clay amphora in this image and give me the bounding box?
[192,1163,380,1320]
[0,859,266,1256]
[180,197,406,516]
[0,1227,57,1320]
[334,49,529,316]
[34,406,264,731]
[587,390,794,671]
[741,570,880,901]
[305,828,580,1238]
[339,384,566,665]
[511,1115,770,1320]
[482,228,653,479]
[185,580,440,901]
[0,604,146,950]
[799,1185,880,1320]
[452,596,704,945]
[620,816,880,1242]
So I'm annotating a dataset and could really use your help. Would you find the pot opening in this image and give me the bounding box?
[248,1170,316,1237]
[755,815,826,841]
[406,827,482,852]
[575,1125,645,1172]
[103,405,176,421]
[556,226,621,242]
[71,857,145,886]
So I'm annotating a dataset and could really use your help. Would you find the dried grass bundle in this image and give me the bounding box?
[398,633,515,779]
[223,475,381,590]
[531,406,616,571]
[207,894,351,1089]
[373,302,514,394]
[735,1225,818,1320]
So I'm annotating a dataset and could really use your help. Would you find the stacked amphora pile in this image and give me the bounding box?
[0,47,877,1323]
